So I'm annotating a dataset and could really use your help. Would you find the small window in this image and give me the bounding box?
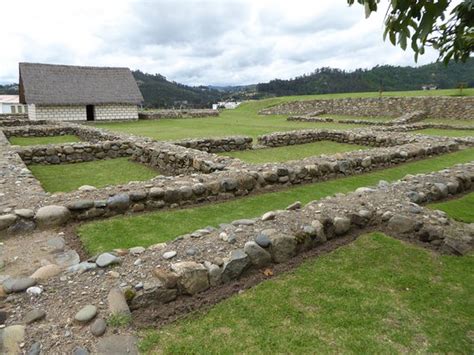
[17,106,22,113]
[10,106,16,114]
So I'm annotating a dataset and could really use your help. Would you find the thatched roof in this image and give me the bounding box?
[19,63,143,105]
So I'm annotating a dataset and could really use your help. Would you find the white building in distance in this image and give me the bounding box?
[0,95,27,114]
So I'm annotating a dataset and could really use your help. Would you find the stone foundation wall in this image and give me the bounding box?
[138,109,219,120]
[261,96,474,119]
[173,136,253,153]
[257,129,409,148]
[131,141,233,175]
[1,136,460,232]
[16,141,137,165]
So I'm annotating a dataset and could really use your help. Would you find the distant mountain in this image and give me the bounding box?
[133,71,225,109]
[256,59,474,97]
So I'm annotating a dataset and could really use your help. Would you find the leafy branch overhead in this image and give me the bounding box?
[347,0,474,64]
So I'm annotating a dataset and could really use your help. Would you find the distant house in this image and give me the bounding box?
[421,84,438,90]
[0,95,27,114]
[19,63,144,121]
[213,101,241,110]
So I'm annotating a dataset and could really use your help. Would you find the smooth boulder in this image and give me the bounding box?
[35,205,70,227]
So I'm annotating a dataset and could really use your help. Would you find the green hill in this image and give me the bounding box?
[256,59,474,96]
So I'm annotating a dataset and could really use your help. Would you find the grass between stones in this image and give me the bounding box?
[29,157,159,193]
[9,135,81,146]
[412,128,474,137]
[139,232,474,354]
[94,89,473,141]
[219,141,368,164]
[428,192,474,223]
[77,148,474,255]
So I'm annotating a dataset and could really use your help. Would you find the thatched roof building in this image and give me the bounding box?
[19,63,143,121]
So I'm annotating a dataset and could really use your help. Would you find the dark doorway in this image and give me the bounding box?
[86,105,95,121]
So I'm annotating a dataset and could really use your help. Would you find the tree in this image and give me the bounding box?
[347,0,473,64]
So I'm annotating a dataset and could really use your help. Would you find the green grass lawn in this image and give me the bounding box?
[77,148,474,254]
[413,128,474,137]
[94,89,473,141]
[139,232,474,354]
[9,135,81,146]
[29,157,159,193]
[219,141,368,164]
[428,192,474,223]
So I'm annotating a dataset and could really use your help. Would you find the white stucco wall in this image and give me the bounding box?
[94,104,138,120]
[29,105,86,121]
[27,104,138,121]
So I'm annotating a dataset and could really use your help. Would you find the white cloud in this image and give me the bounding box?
[1,0,442,85]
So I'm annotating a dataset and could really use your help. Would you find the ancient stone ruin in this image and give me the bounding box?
[0,96,472,353]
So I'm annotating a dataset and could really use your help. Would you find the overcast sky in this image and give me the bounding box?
[1,0,443,86]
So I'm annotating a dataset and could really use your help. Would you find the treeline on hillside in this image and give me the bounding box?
[256,59,474,96]
[133,71,225,109]
[0,84,19,95]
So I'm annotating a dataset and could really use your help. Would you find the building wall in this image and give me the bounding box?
[94,104,138,120]
[1,103,27,114]
[29,105,86,121]
[27,104,138,121]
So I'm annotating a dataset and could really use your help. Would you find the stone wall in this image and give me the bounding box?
[257,129,409,148]
[0,136,460,231]
[138,109,219,120]
[0,113,28,119]
[94,104,139,121]
[131,141,234,175]
[261,96,474,119]
[16,141,137,165]
[173,136,253,153]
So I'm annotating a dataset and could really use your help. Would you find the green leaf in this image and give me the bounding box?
[389,31,396,46]
[399,33,407,50]
[364,1,372,18]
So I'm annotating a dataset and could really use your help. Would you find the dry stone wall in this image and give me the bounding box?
[16,141,137,165]
[138,109,219,120]
[257,129,410,147]
[3,163,472,354]
[131,141,234,175]
[173,136,253,153]
[0,118,469,235]
[0,131,461,233]
[261,96,474,119]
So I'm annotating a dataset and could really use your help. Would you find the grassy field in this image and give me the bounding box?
[77,148,474,254]
[93,89,474,141]
[29,157,158,193]
[428,192,474,223]
[140,232,474,354]
[413,128,474,137]
[219,141,367,164]
[9,135,81,146]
